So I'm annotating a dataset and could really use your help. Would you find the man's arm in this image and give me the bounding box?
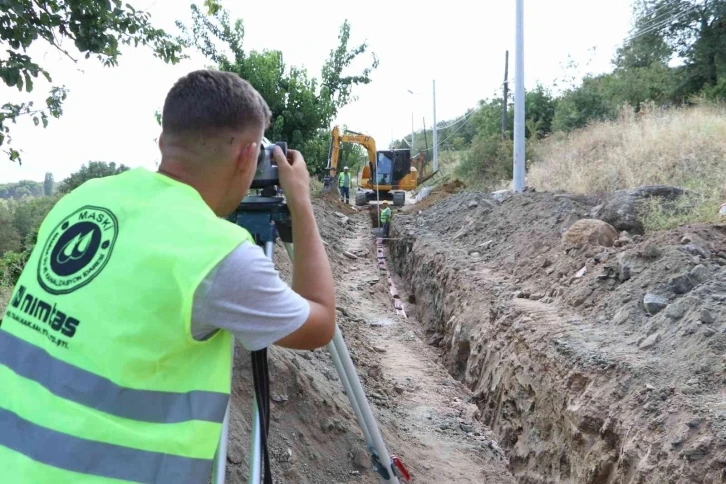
[191,243,311,351]
[272,148,336,350]
[191,149,335,352]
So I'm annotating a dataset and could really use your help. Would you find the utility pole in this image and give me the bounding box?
[411,113,415,151]
[432,79,438,174]
[502,50,509,139]
[513,0,525,192]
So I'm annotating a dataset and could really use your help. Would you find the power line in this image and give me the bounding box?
[436,113,475,147]
[628,2,688,35]
[400,107,477,146]
[623,3,700,43]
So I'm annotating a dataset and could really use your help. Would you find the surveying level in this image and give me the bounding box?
[215,147,410,483]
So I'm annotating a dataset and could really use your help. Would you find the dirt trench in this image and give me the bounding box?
[223,197,515,483]
[388,189,726,483]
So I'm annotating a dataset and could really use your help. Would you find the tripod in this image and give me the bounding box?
[213,192,409,484]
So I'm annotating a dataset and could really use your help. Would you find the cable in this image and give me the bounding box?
[403,108,477,151]
[442,110,474,129]
[627,2,688,35]
[623,2,700,43]
[412,109,477,153]
[436,112,475,147]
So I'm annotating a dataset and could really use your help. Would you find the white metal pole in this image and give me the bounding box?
[432,80,438,174]
[513,0,526,192]
[411,112,415,151]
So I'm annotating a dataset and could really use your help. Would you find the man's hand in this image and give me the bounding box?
[270,145,336,350]
[274,147,310,209]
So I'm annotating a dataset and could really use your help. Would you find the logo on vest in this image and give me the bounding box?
[37,206,118,295]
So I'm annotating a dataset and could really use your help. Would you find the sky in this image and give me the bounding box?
[0,0,636,184]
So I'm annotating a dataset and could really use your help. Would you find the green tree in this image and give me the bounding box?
[552,75,615,132]
[176,5,378,174]
[0,180,43,199]
[1,0,185,164]
[524,84,557,138]
[43,172,54,196]
[12,195,58,246]
[57,161,129,193]
[627,0,726,99]
[0,203,21,255]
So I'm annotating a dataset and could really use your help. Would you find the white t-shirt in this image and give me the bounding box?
[190,241,310,351]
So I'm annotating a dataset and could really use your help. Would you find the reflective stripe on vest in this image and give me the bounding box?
[0,407,211,483]
[0,167,253,482]
[0,331,228,423]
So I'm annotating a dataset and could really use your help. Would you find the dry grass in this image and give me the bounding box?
[310,177,324,198]
[530,103,726,196]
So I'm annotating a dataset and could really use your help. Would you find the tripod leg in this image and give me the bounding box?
[248,241,276,483]
[326,339,373,446]
[214,337,235,484]
[330,326,400,483]
[248,397,262,484]
[284,243,400,482]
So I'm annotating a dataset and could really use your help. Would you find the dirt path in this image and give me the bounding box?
[336,210,515,483]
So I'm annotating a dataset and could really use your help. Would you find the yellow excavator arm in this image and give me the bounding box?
[323,126,377,191]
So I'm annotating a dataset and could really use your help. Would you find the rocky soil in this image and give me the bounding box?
[390,187,726,483]
[224,196,515,483]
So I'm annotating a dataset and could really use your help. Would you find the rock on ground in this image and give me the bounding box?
[562,218,619,248]
[389,188,726,484]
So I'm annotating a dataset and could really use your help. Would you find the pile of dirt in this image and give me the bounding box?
[403,179,466,212]
[320,190,360,215]
[389,189,726,483]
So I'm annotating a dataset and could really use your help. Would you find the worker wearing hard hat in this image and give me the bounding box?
[338,166,351,204]
[380,201,392,239]
[0,69,336,482]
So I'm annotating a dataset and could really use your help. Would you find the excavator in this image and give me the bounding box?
[322,125,437,207]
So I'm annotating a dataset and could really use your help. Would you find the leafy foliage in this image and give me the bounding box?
[43,172,54,196]
[176,4,378,174]
[0,203,21,255]
[1,0,185,163]
[12,195,58,245]
[0,180,44,199]
[0,159,130,290]
[56,160,129,193]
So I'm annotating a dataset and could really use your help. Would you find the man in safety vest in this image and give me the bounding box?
[380,201,392,239]
[338,166,351,204]
[0,70,336,483]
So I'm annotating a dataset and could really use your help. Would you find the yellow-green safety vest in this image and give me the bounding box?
[338,171,350,187]
[380,207,392,223]
[0,167,252,483]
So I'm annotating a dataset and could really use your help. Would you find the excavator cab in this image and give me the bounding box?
[371,149,412,187]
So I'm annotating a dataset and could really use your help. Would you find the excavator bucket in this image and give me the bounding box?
[322,176,334,193]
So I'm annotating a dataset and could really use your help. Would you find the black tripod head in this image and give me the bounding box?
[228,195,292,246]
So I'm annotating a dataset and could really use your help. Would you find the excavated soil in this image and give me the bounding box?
[389,189,726,483]
[224,197,516,483]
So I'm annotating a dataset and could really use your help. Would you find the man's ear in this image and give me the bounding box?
[158,132,163,151]
[236,141,258,173]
